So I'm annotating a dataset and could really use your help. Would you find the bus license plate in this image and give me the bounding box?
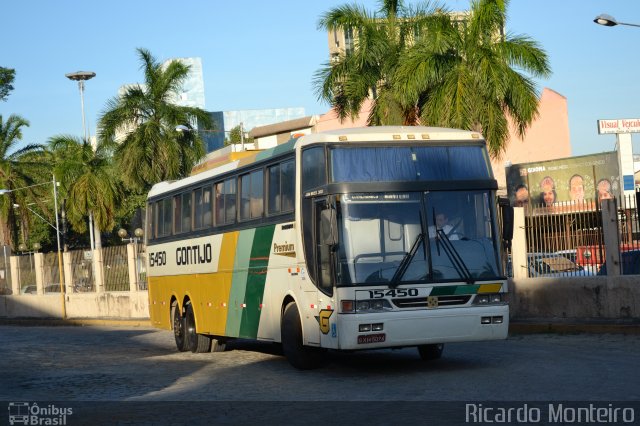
[357,333,386,344]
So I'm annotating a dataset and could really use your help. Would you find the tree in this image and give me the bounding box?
[224,124,253,146]
[98,48,213,192]
[394,0,550,157]
[48,135,122,249]
[0,67,15,102]
[0,114,47,248]
[315,0,442,125]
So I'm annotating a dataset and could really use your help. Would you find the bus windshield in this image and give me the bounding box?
[336,191,501,285]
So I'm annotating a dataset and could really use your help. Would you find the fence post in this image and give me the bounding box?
[94,248,105,293]
[34,252,45,295]
[126,243,138,292]
[512,207,528,279]
[10,255,20,295]
[601,198,621,276]
[63,251,74,294]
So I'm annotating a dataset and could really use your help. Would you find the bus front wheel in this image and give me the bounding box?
[417,343,444,360]
[281,302,325,370]
[184,302,212,353]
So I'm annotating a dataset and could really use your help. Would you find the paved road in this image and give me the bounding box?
[1,325,639,424]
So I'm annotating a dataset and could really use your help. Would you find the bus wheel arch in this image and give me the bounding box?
[281,300,326,370]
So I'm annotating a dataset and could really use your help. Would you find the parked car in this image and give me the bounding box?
[528,253,595,277]
[597,250,640,275]
[21,285,37,294]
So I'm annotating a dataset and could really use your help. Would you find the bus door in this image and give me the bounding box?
[315,198,338,348]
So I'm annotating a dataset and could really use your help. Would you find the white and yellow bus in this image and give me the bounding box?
[146,126,511,369]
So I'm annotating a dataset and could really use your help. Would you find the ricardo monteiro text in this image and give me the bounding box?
[465,403,635,423]
[176,243,213,265]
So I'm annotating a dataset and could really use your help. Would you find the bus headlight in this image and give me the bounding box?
[341,299,393,313]
[472,293,506,305]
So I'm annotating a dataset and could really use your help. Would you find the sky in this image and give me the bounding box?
[2,0,640,157]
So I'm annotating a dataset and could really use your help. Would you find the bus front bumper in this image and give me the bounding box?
[335,305,509,351]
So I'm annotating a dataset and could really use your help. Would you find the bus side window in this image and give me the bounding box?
[147,203,154,240]
[281,160,295,212]
[268,164,281,215]
[181,192,192,233]
[302,147,326,192]
[224,178,237,224]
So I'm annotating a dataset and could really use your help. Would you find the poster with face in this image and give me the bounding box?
[505,152,620,211]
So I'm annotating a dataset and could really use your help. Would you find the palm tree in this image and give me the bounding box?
[315,0,442,125]
[98,48,213,192]
[0,114,47,247]
[48,135,121,249]
[394,0,551,157]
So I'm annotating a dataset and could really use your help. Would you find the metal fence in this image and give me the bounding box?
[136,243,148,291]
[69,249,95,292]
[103,245,130,292]
[521,191,639,277]
[42,252,62,293]
[17,254,36,294]
[0,246,11,295]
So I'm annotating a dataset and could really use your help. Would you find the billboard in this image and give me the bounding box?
[505,152,620,211]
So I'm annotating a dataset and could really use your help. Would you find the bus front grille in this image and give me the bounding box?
[391,295,471,308]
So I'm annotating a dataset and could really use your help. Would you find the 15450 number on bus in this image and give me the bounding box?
[369,288,418,298]
[149,251,167,267]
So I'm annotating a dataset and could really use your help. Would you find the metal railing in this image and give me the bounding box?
[520,190,639,277]
[103,245,130,292]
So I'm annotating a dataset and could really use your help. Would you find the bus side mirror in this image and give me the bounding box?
[320,208,338,247]
[499,197,514,247]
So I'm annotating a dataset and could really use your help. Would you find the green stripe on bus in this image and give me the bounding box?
[239,225,276,338]
[254,139,296,162]
[430,285,481,296]
[225,228,255,337]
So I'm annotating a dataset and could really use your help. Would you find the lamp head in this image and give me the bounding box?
[134,228,144,238]
[117,228,128,239]
[594,14,618,26]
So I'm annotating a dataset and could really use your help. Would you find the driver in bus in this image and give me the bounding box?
[428,212,460,240]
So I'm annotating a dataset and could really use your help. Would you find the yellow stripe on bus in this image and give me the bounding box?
[477,284,503,293]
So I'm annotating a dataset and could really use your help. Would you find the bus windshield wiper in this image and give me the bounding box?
[436,229,474,284]
[390,233,425,287]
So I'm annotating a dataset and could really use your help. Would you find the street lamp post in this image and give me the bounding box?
[594,14,640,28]
[66,71,98,251]
[0,177,66,318]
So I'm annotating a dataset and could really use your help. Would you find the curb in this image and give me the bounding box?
[509,322,640,335]
[0,318,152,327]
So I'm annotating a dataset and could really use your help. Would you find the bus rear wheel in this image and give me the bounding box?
[281,302,325,370]
[172,304,188,352]
[184,302,211,353]
[417,343,444,360]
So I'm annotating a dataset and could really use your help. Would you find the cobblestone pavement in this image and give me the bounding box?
[3,325,640,425]
[1,325,639,403]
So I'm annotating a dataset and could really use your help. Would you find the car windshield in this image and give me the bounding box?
[335,191,502,285]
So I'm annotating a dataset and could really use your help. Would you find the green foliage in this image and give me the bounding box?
[224,124,253,146]
[0,67,15,102]
[48,135,122,235]
[315,0,551,158]
[98,48,213,192]
[0,114,48,248]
